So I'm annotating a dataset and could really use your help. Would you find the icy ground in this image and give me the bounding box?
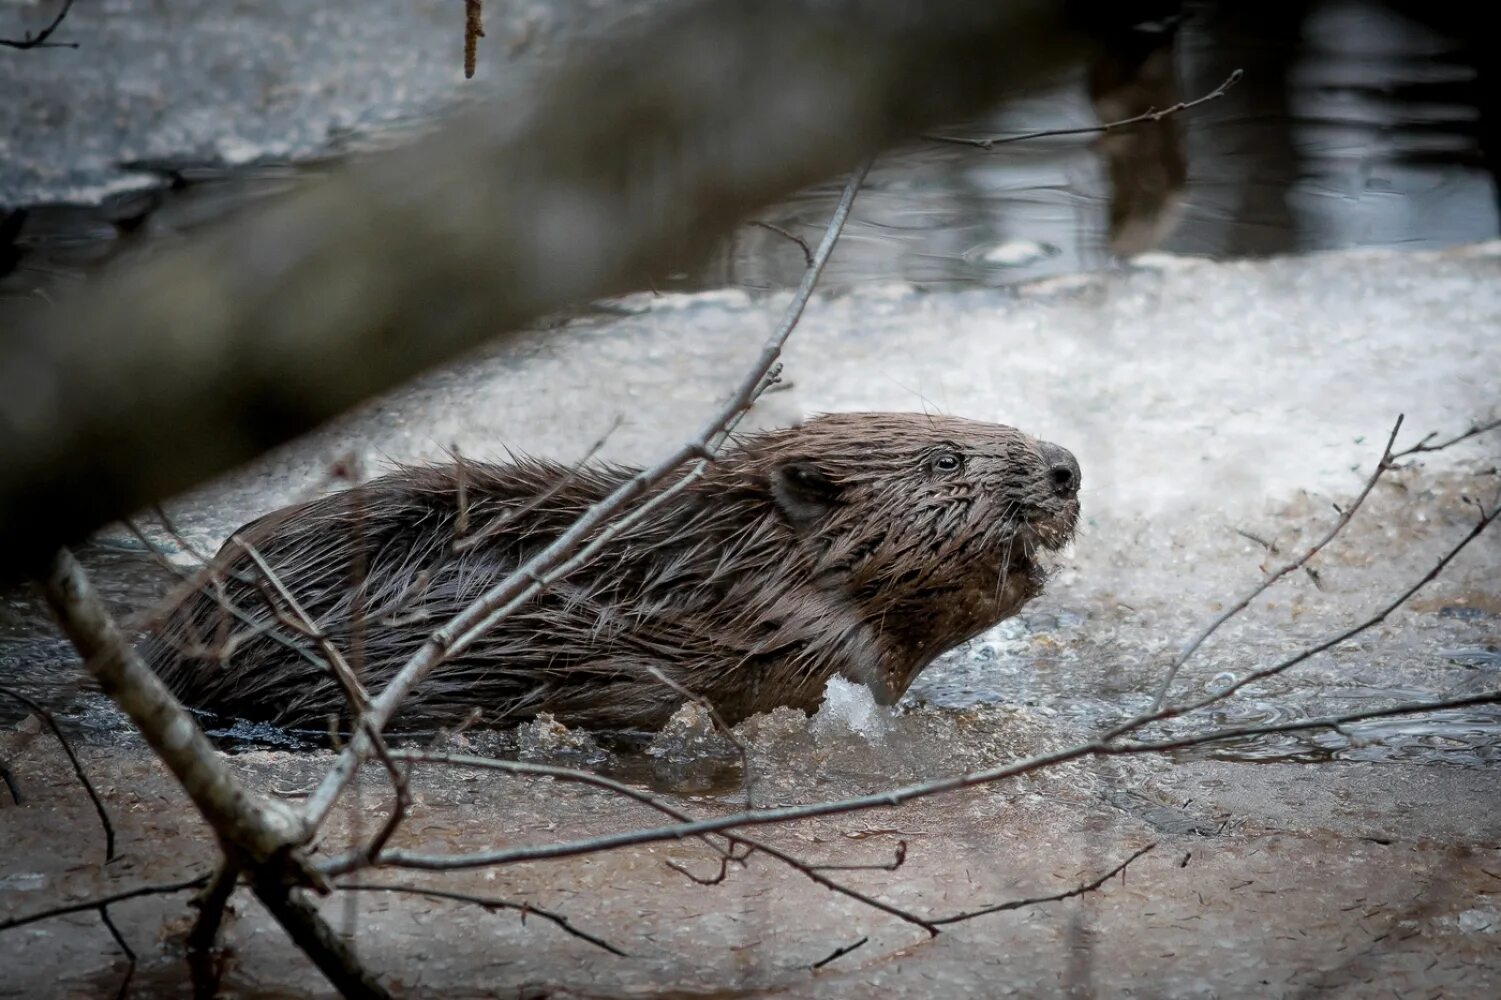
[2,244,1499,997]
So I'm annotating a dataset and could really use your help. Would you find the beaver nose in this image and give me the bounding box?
[1038,441,1080,497]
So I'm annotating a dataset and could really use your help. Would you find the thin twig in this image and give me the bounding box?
[1150,416,1404,710]
[152,504,212,566]
[322,688,1499,876]
[811,936,868,969]
[125,517,325,675]
[386,749,735,858]
[808,840,907,872]
[1391,416,1501,460]
[930,843,1154,925]
[302,160,871,834]
[381,750,933,933]
[1115,691,1501,755]
[235,536,413,863]
[0,874,211,931]
[0,0,77,50]
[0,685,116,861]
[39,548,389,998]
[97,905,136,1000]
[1124,496,1499,738]
[235,537,371,711]
[463,0,484,79]
[748,220,815,267]
[336,883,625,956]
[924,68,1242,149]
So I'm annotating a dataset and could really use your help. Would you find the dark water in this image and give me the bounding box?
[701,0,1499,291]
[2,0,1495,301]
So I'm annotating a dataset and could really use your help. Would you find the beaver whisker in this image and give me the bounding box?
[145,413,1080,731]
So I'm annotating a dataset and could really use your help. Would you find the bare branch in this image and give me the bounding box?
[0,874,211,932]
[38,548,396,998]
[925,68,1242,149]
[96,906,135,1000]
[385,749,735,856]
[929,843,1155,925]
[0,0,77,50]
[235,536,371,711]
[186,862,240,953]
[39,548,307,862]
[807,840,907,872]
[1392,415,1501,460]
[320,690,1499,876]
[812,936,869,969]
[124,517,335,693]
[1116,692,1501,754]
[335,883,625,956]
[246,870,391,1000]
[382,749,934,933]
[452,415,623,554]
[0,685,115,861]
[1124,495,1499,737]
[151,503,213,567]
[232,534,414,865]
[1150,416,1404,710]
[747,220,815,267]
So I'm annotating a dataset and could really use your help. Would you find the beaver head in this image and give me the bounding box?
[724,412,1080,704]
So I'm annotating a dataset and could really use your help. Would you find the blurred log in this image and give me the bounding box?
[0,0,1091,577]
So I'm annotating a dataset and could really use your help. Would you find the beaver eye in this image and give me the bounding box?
[932,451,963,474]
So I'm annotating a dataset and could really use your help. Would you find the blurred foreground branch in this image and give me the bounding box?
[0,0,1088,577]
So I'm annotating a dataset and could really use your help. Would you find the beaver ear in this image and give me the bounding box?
[771,460,842,527]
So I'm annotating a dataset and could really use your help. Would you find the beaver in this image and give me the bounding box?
[144,412,1080,732]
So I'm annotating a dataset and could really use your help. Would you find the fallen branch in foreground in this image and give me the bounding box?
[1392,415,1501,460]
[40,550,305,863]
[38,548,392,1000]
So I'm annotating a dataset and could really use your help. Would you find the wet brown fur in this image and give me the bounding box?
[145,413,1080,732]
